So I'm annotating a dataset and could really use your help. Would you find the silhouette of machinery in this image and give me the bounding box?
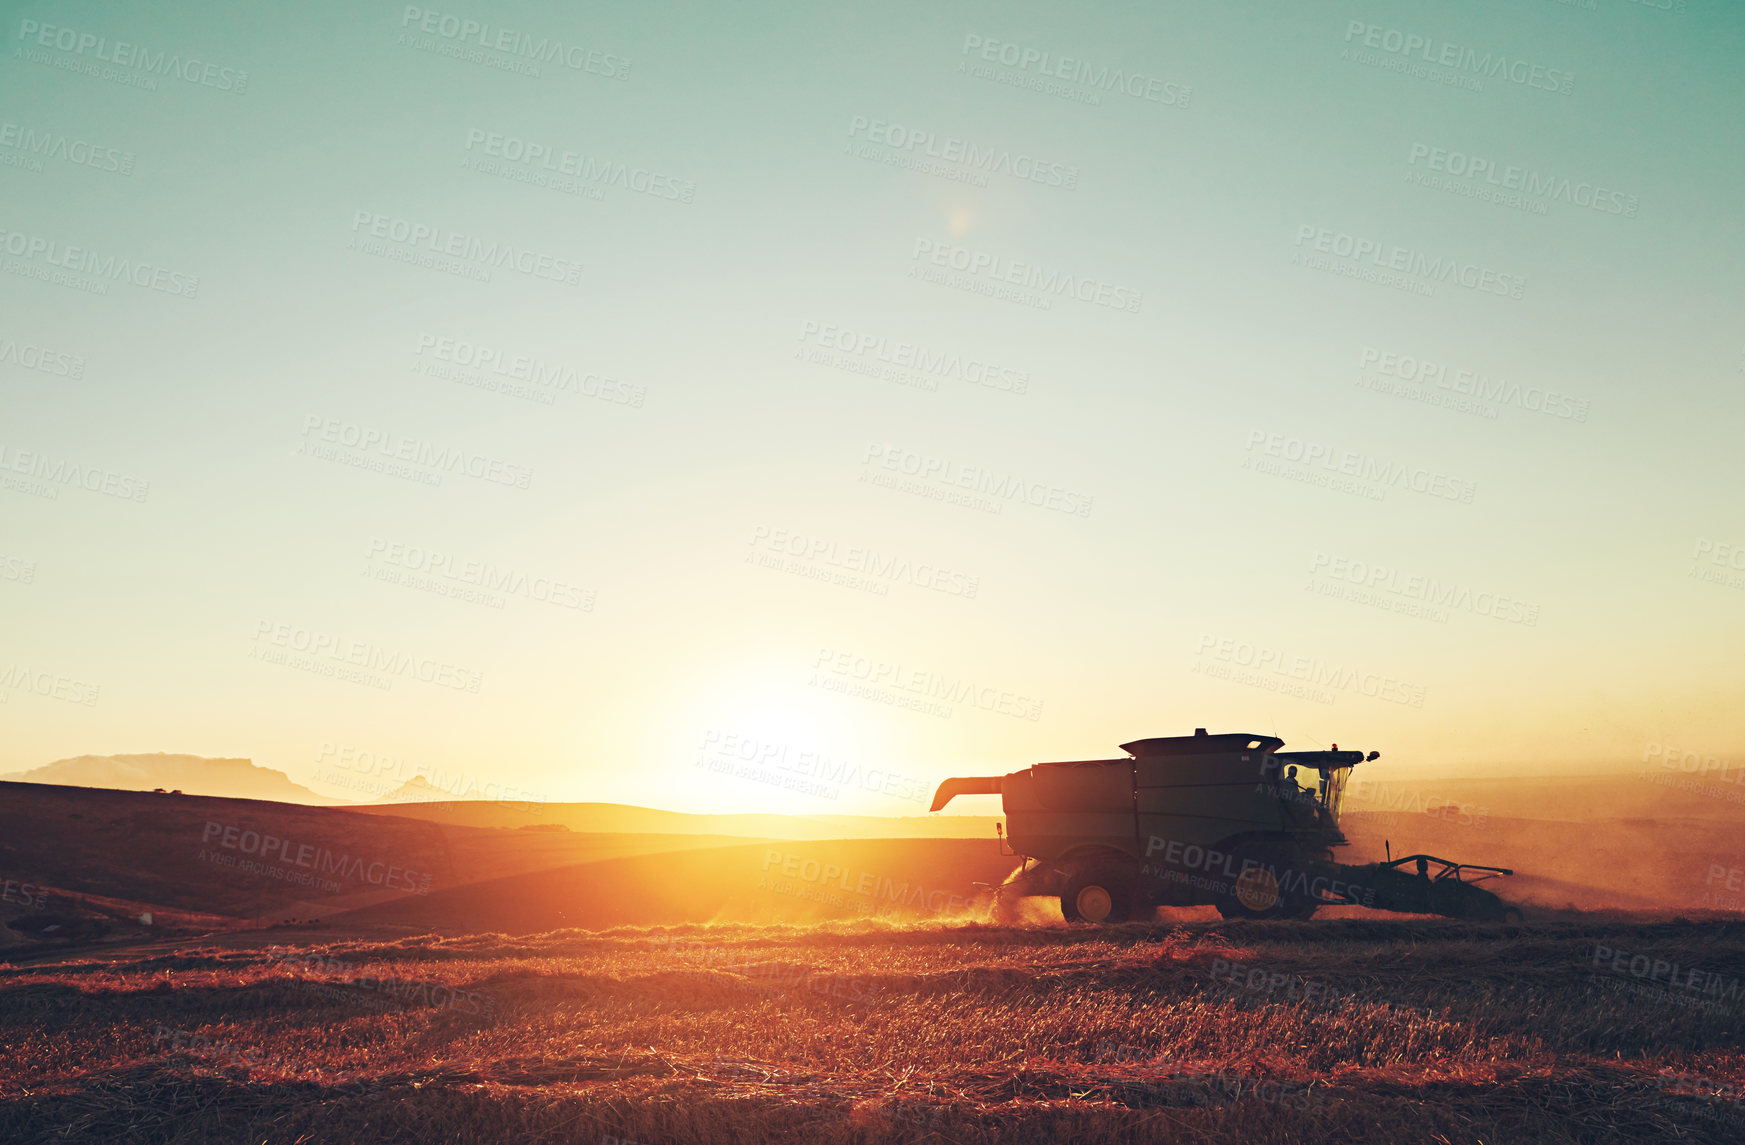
[932,729,1518,923]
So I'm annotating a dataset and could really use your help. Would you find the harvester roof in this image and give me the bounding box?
[1119,730,1283,757]
[926,729,1375,811]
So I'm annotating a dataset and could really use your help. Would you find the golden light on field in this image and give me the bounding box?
[5,4,1743,1142]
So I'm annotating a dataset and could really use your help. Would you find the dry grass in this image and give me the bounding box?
[3,917,1743,1144]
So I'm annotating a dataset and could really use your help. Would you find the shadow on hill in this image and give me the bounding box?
[332,838,1021,935]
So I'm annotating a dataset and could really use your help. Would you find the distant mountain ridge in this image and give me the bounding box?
[370,775,498,803]
[0,753,341,804]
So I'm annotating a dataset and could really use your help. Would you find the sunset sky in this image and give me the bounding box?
[4,0,1741,814]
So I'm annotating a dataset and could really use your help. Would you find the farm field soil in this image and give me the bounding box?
[3,918,1743,1144]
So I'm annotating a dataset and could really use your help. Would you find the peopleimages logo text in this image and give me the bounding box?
[910,239,1142,313]
[416,335,644,407]
[959,35,1191,107]
[1294,226,1524,299]
[0,336,86,379]
[1244,431,1477,504]
[864,443,1093,517]
[1194,635,1427,708]
[1343,22,1574,94]
[0,443,149,501]
[399,7,628,78]
[201,821,430,893]
[847,116,1077,188]
[0,665,100,706]
[812,648,1044,721]
[463,129,691,202]
[16,19,249,92]
[251,619,483,693]
[0,122,133,174]
[367,538,593,610]
[349,211,581,285]
[299,416,533,489]
[0,226,199,297]
[749,526,980,598]
[798,321,1029,394]
[1359,347,1590,423]
[1309,552,1540,626]
[1407,145,1637,217]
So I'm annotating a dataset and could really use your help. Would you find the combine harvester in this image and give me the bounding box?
[931,729,1521,923]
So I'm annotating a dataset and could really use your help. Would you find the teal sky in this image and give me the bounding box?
[3,0,1741,812]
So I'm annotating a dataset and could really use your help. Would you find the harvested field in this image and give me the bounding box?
[4,918,1742,1144]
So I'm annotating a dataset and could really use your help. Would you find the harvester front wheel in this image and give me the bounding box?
[1213,844,1314,921]
[1060,862,1135,924]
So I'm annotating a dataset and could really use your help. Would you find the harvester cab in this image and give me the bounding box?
[932,729,1519,924]
[1258,745,1370,830]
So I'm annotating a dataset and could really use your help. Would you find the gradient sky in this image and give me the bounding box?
[3,0,1741,814]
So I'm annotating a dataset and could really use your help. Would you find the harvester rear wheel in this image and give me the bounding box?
[1060,861,1135,924]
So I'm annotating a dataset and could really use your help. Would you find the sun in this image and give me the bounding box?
[709,700,839,774]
